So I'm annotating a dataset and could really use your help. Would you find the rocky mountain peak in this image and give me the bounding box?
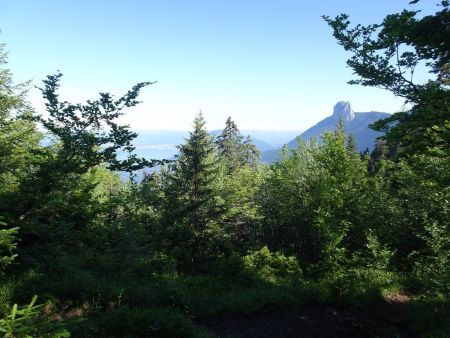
[332,101,355,121]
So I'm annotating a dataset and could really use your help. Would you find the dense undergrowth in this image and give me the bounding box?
[0,245,404,337]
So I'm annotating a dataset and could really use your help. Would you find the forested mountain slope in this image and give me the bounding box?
[262,101,390,161]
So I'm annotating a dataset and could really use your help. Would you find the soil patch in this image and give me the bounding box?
[200,298,417,337]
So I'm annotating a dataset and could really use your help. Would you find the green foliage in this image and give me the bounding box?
[261,123,372,278]
[35,73,158,174]
[345,132,357,154]
[375,154,450,272]
[1,7,449,335]
[219,164,266,250]
[411,221,450,296]
[0,295,69,338]
[242,135,261,166]
[164,113,220,227]
[68,307,207,338]
[0,42,42,222]
[364,231,393,271]
[322,3,450,310]
[260,138,321,257]
[0,113,42,201]
[323,1,450,156]
[401,296,450,338]
[243,246,302,283]
[215,116,246,173]
[140,273,309,318]
[327,232,397,303]
[0,221,17,275]
[215,117,260,173]
[160,113,226,271]
[5,73,161,271]
[323,1,449,100]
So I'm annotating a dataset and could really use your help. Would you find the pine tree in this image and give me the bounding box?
[243,135,261,166]
[216,117,245,173]
[346,132,357,154]
[0,219,18,274]
[216,117,260,172]
[177,113,220,228]
[368,139,390,173]
[0,43,41,187]
[0,42,42,226]
[162,113,223,270]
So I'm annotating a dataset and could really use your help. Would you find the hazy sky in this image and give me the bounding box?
[1,0,438,131]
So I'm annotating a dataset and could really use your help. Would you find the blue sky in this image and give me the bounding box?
[1,0,438,131]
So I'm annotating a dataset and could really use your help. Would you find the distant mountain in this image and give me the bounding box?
[288,101,390,151]
[261,101,390,162]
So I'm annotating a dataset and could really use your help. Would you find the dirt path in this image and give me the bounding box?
[200,298,416,337]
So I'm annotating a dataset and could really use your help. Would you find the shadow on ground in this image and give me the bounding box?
[200,295,418,338]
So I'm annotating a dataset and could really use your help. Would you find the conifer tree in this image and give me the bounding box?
[216,117,260,172]
[243,135,261,166]
[163,113,223,270]
[176,112,220,228]
[346,132,357,154]
[0,42,42,225]
[216,117,245,173]
[0,219,18,274]
[371,139,389,161]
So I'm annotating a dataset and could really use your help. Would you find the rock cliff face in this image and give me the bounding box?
[293,101,390,151]
[261,102,390,162]
[331,101,355,121]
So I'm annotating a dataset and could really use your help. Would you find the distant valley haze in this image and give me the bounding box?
[122,100,390,163]
[125,128,302,161]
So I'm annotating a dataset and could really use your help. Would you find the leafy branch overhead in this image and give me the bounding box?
[323,1,449,100]
[323,1,450,156]
[35,73,162,173]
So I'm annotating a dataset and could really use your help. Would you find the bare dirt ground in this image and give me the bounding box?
[200,295,417,338]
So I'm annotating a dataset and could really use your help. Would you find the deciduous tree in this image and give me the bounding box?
[323,1,450,156]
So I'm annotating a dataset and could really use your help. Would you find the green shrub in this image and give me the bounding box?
[0,280,15,314]
[68,307,208,338]
[329,267,399,304]
[0,295,70,338]
[0,220,18,275]
[243,246,302,283]
[129,252,177,276]
[410,221,450,297]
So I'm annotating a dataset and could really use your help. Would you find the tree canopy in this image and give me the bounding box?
[35,73,160,174]
[323,1,450,156]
